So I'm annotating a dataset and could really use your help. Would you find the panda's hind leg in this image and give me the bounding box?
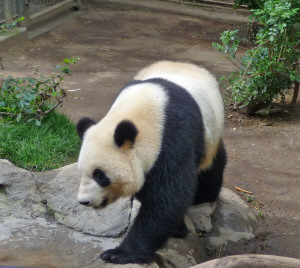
[193,142,227,205]
[172,219,188,238]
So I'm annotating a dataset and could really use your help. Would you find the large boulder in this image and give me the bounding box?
[187,187,257,255]
[0,160,206,268]
[204,187,257,251]
[192,254,300,268]
[0,159,257,267]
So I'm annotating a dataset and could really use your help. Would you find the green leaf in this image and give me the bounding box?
[63,58,71,64]
[55,64,61,71]
[24,108,34,114]
[16,113,22,122]
[35,119,41,126]
[18,16,25,22]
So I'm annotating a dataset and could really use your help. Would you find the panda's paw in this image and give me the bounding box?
[100,248,154,264]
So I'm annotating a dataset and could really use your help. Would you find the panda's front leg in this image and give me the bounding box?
[100,204,169,263]
[100,192,191,264]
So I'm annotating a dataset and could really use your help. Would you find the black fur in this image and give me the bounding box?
[114,120,138,147]
[101,248,153,264]
[76,117,96,140]
[193,141,226,204]
[93,169,111,187]
[172,219,189,238]
[101,79,226,264]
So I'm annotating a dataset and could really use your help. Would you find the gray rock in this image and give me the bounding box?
[192,254,300,268]
[203,187,257,250]
[159,230,208,268]
[35,163,131,237]
[0,160,257,267]
[0,159,46,219]
[0,216,121,268]
[188,202,217,233]
[187,188,257,252]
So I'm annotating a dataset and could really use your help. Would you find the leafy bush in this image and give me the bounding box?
[0,57,79,125]
[213,0,300,115]
[234,0,264,9]
[0,16,25,33]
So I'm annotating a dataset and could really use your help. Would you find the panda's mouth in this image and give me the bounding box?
[100,198,108,207]
[94,198,108,209]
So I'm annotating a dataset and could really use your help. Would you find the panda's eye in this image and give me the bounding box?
[92,169,111,187]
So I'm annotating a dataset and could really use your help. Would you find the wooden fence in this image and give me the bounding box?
[0,0,81,26]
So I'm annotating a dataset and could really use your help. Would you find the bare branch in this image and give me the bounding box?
[43,100,63,115]
[225,56,243,70]
[0,112,18,116]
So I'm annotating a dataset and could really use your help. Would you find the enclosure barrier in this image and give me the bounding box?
[0,0,81,26]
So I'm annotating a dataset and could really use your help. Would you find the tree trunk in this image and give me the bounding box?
[291,81,299,105]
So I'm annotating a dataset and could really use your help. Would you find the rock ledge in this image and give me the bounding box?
[0,160,257,268]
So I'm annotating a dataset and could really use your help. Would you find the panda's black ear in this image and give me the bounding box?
[76,117,96,140]
[114,120,138,149]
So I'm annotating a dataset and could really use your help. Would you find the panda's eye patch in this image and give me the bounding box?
[92,169,111,187]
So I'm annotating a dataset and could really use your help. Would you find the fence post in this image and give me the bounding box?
[16,0,30,27]
[4,0,13,23]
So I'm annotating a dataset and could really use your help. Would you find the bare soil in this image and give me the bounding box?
[1,0,299,261]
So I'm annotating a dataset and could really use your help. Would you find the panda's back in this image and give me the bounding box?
[99,61,223,173]
[135,61,224,170]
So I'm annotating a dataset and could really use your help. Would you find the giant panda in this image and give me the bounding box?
[76,61,227,264]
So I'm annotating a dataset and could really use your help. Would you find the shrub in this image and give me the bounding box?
[0,16,25,33]
[0,57,79,125]
[213,0,300,115]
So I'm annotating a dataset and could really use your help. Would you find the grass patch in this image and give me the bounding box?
[0,112,81,171]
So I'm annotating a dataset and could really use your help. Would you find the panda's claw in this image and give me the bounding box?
[100,249,116,261]
[100,248,153,264]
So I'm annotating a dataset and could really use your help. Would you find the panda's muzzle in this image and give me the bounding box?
[79,198,108,208]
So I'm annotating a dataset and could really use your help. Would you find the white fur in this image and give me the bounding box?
[135,61,224,170]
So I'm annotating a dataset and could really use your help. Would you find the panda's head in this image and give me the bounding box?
[76,117,144,209]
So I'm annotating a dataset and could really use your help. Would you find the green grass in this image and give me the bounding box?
[0,112,81,171]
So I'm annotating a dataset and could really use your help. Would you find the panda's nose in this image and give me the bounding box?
[79,201,91,206]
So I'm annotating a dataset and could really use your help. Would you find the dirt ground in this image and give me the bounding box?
[1,0,299,261]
